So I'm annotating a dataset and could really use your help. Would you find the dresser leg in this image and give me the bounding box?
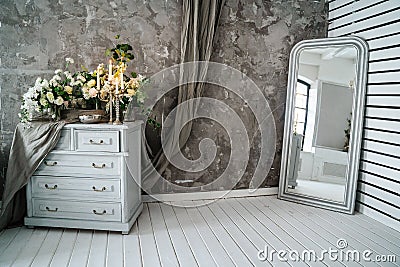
[26,225,34,229]
[122,230,130,235]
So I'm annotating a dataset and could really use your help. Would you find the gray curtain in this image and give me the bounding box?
[0,121,65,230]
[141,0,226,191]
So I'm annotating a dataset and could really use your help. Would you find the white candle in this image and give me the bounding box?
[120,71,124,91]
[109,94,113,123]
[116,80,119,94]
[108,59,112,81]
[97,66,100,90]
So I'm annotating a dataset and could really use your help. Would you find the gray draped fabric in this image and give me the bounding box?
[141,0,225,191]
[0,121,65,230]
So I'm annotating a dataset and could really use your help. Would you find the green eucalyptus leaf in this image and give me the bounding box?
[119,44,130,52]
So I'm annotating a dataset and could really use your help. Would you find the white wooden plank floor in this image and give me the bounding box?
[0,196,398,267]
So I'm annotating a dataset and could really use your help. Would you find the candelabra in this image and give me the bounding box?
[113,93,122,125]
[108,93,113,124]
[99,60,126,124]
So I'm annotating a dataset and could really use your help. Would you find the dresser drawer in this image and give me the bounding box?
[75,130,119,152]
[32,199,121,222]
[35,154,121,177]
[31,176,120,199]
[54,129,70,150]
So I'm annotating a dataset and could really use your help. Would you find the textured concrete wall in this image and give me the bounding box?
[0,0,327,195]
[162,0,327,192]
[0,0,182,196]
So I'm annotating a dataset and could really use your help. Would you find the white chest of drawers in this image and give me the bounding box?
[24,121,143,234]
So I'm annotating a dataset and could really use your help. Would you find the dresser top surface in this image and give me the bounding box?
[63,120,143,130]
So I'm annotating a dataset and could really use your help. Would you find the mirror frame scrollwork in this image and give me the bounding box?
[278,36,369,214]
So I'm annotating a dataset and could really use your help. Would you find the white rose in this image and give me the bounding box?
[46,92,54,103]
[55,96,64,106]
[77,75,86,82]
[40,98,48,106]
[41,79,49,88]
[64,86,73,94]
[54,69,62,75]
[87,79,96,88]
[89,88,98,98]
[35,77,42,85]
[65,57,74,64]
[49,79,59,87]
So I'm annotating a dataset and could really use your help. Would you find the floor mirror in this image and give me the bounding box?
[278,36,369,214]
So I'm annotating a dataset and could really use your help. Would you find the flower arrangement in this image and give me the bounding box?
[19,37,148,124]
[19,58,76,123]
[95,42,148,114]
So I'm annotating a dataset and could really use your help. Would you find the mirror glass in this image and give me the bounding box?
[279,37,369,214]
[287,45,357,203]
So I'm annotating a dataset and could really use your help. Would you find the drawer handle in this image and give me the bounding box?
[92,163,106,168]
[93,209,107,215]
[44,161,57,166]
[45,184,58,190]
[90,139,104,144]
[92,186,106,192]
[46,207,58,212]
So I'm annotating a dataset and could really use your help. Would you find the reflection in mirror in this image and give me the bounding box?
[287,45,357,203]
[279,37,369,214]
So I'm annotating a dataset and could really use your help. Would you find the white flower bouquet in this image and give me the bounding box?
[19,58,76,123]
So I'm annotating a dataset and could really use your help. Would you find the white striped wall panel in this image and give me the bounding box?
[362,151,400,171]
[329,0,392,30]
[365,107,400,119]
[364,129,400,146]
[329,0,400,230]
[328,1,400,37]
[368,72,400,84]
[368,34,400,50]
[365,118,400,133]
[369,47,400,61]
[369,59,400,72]
[359,171,400,196]
[367,96,400,107]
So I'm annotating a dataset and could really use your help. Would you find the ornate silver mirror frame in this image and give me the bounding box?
[278,36,369,214]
